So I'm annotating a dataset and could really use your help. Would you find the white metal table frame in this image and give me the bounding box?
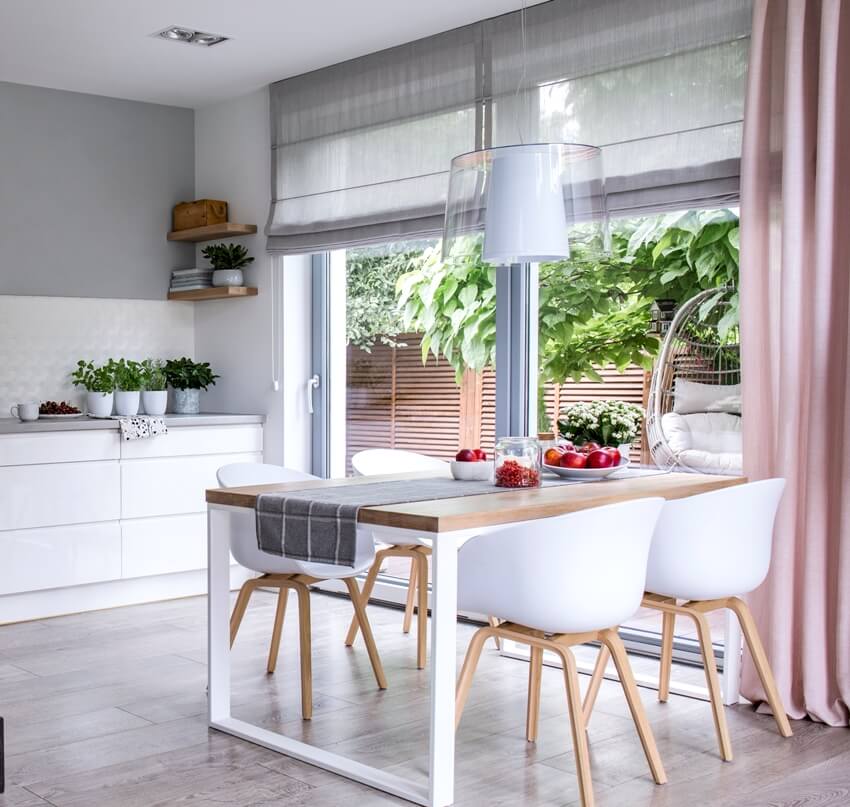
[208,505,473,807]
[208,505,744,807]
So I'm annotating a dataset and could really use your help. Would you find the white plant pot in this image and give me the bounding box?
[212,269,244,287]
[141,390,168,416]
[86,391,114,418]
[114,390,141,417]
[172,388,200,414]
[619,443,633,460]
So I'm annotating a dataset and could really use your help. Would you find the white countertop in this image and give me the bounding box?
[0,413,265,434]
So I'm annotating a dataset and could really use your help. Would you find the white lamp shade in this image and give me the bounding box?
[442,142,606,265]
[482,146,571,264]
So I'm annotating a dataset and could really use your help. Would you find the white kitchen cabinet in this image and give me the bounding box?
[0,522,121,595]
[121,513,213,579]
[120,424,262,459]
[0,430,119,466]
[120,451,262,519]
[0,460,121,530]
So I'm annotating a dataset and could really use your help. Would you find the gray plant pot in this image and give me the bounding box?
[212,269,244,287]
[171,388,200,414]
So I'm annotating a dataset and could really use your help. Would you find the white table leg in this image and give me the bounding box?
[721,607,742,706]
[428,534,457,807]
[208,507,232,722]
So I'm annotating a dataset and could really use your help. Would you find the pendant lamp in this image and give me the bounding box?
[442,142,607,264]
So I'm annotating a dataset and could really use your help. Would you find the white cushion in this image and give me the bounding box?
[661,412,743,475]
[673,378,741,415]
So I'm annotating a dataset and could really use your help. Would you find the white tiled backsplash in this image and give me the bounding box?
[0,296,195,414]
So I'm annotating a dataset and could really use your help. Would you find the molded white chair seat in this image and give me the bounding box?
[583,478,792,763]
[454,499,667,807]
[661,411,742,475]
[216,462,386,713]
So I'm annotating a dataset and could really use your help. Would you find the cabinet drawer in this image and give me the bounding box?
[120,425,263,459]
[0,522,121,595]
[121,513,215,578]
[120,451,261,518]
[0,461,120,530]
[0,431,119,466]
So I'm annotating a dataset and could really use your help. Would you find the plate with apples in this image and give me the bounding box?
[542,442,629,481]
[451,448,493,481]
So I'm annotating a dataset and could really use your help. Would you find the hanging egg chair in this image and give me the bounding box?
[646,287,742,475]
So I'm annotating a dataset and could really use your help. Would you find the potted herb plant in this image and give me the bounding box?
[140,359,168,416]
[111,359,144,417]
[71,360,115,418]
[165,357,219,414]
[202,242,255,287]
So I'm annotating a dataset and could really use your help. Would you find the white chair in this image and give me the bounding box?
[346,449,449,669]
[217,462,387,719]
[454,498,667,807]
[583,479,792,761]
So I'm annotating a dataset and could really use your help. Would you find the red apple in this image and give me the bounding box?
[561,451,587,469]
[587,449,614,469]
[455,449,477,462]
[473,448,487,460]
[580,441,601,454]
[601,446,621,465]
[544,447,565,466]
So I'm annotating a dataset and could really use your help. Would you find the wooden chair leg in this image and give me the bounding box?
[455,627,491,729]
[600,629,667,785]
[416,550,428,669]
[266,586,289,674]
[403,554,418,635]
[488,616,502,651]
[526,646,543,742]
[727,597,792,738]
[582,644,610,726]
[557,646,595,807]
[229,577,260,647]
[658,611,675,703]
[295,583,313,720]
[687,608,733,761]
[344,549,386,646]
[344,578,388,690]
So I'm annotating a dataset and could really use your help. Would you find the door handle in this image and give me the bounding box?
[307,374,320,415]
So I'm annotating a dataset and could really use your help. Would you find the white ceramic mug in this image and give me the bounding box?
[10,401,40,421]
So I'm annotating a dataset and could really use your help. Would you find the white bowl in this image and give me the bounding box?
[543,457,630,480]
[450,460,493,481]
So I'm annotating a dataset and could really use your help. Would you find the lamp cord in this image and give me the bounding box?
[514,0,528,145]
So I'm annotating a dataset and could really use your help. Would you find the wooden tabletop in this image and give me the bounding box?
[206,471,746,534]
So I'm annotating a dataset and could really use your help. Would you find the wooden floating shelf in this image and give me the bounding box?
[166,222,258,242]
[168,286,258,302]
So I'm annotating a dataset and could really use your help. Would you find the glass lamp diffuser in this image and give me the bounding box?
[442,143,606,264]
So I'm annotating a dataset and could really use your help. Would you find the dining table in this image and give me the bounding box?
[205,468,745,807]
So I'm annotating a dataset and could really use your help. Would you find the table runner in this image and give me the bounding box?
[255,467,669,566]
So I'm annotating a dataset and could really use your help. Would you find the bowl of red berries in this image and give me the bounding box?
[38,401,83,419]
[450,448,492,481]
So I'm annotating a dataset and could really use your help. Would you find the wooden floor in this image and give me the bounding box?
[1,591,847,807]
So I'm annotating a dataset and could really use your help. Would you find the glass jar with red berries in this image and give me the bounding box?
[494,436,542,488]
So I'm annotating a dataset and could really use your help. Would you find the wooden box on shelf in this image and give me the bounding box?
[172,199,228,232]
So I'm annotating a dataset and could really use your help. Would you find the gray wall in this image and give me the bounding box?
[0,82,194,299]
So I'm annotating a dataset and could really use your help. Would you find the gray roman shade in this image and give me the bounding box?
[267,0,752,254]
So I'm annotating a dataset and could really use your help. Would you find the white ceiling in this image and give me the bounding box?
[0,0,535,109]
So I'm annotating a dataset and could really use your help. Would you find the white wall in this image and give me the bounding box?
[0,296,194,414]
[193,89,311,469]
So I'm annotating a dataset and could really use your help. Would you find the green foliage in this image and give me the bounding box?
[350,208,740,387]
[140,359,167,391]
[109,359,144,391]
[165,357,219,390]
[397,239,497,382]
[346,244,422,351]
[201,242,255,271]
[71,360,114,393]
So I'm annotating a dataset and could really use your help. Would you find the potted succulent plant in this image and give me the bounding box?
[111,359,144,417]
[165,357,219,414]
[140,359,168,416]
[202,242,255,287]
[71,360,115,418]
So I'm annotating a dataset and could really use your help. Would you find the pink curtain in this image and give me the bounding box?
[740,0,850,726]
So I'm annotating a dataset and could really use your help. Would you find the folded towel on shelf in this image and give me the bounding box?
[118,416,168,441]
